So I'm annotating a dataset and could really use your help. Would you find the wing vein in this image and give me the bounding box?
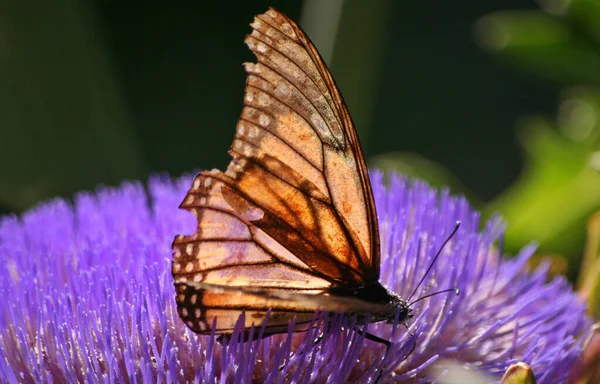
[248,31,343,148]
[238,110,323,173]
[184,200,351,283]
[214,174,364,281]
[231,136,329,205]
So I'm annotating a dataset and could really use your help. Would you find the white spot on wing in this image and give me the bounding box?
[282,23,296,38]
[259,115,270,127]
[225,161,244,178]
[310,113,330,137]
[257,42,268,53]
[258,93,270,107]
[275,81,290,98]
[249,126,259,138]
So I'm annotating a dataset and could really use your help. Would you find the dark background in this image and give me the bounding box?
[1,0,555,214]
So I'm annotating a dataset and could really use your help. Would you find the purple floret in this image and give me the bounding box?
[0,171,591,383]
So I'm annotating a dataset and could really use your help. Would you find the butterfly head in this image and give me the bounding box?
[383,289,413,324]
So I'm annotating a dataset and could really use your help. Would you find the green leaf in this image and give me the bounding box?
[475,11,600,86]
[485,101,600,259]
[568,0,600,43]
[577,212,600,319]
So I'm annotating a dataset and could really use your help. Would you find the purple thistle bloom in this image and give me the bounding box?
[0,171,591,383]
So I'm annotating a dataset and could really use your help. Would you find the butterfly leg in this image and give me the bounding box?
[353,328,391,384]
[354,327,392,384]
[402,322,417,359]
[216,334,230,345]
[357,324,417,383]
[278,331,326,371]
[354,327,392,348]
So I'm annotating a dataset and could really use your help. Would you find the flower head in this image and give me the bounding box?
[0,171,591,383]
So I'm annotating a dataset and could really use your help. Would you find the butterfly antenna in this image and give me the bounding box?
[408,221,461,302]
[409,288,459,306]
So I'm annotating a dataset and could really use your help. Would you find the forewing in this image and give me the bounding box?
[230,7,380,281]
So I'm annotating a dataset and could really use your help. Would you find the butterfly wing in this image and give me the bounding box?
[172,7,382,335]
[251,8,381,276]
[175,281,397,335]
[233,7,380,280]
[173,174,335,290]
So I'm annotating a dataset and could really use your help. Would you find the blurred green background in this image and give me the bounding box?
[2,0,599,278]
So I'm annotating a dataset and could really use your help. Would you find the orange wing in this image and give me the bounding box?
[175,281,397,335]
[172,7,381,335]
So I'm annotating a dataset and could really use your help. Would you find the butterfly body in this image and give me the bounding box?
[325,282,412,324]
[172,7,409,343]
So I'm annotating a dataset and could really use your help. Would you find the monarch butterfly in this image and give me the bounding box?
[172,7,457,350]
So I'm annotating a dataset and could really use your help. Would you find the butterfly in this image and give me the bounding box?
[172,7,456,349]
